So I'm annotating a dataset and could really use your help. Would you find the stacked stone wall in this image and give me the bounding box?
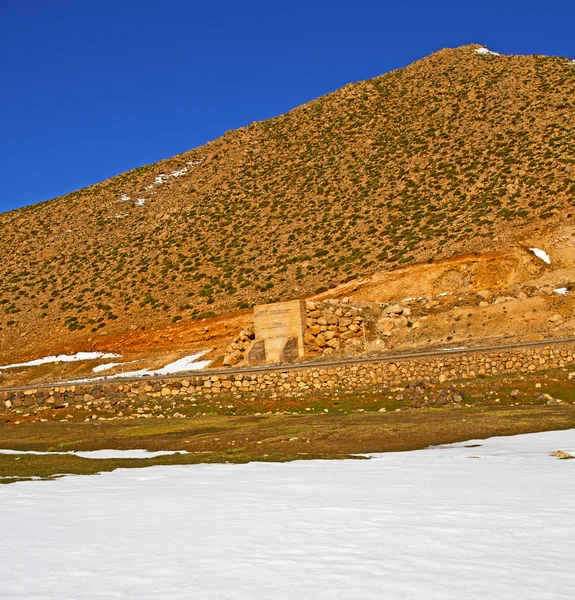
[2,343,575,415]
[303,299,364,356]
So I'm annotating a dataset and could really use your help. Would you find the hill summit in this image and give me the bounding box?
[1,44,575,361]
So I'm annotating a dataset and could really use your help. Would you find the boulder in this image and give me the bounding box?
[223,349,243,366]
[304,333,316,345]
[340,331,357,340]
[386,304,403,315]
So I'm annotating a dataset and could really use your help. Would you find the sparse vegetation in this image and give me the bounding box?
[1,44,575,353]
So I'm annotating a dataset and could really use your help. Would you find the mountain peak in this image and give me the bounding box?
[1,44,574,362]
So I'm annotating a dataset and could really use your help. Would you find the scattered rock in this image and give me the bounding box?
[550,450,573,459]
[386,304,403,315]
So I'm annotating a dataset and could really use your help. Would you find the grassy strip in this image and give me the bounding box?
[1,405,574,483]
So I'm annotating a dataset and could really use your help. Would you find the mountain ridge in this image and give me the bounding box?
[1,43,575,360]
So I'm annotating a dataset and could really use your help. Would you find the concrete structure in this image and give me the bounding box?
[247,300,307,364]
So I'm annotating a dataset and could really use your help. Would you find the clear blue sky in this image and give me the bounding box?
[1,0,574,214]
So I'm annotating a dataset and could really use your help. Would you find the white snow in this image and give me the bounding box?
[569,59,575,66]
[186,157,205,167]
[0,352,120,371]
[530,247,551,264]
[0,449,187,459]
[135,197,145,206]
[475,47,500,56]
[104,351,211,378]
[115,214,128,219]
[555,287,568,295]
[155,169,187,184]
[0,429,573,599]
[70,351,211,383]
[119,193,131,202]
[151,161,203,188]
[92,362,123,373]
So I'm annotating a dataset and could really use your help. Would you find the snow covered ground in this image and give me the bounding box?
[0,429,573,599]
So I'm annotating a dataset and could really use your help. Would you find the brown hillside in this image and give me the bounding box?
[1,44,575,361]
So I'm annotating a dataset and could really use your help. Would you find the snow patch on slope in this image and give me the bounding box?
[92,362,124,373]
[476,47,500,56]
[103,351,211,378]
[68,351,211,383]
[153,158,205,187]
[0,352,120,371]
[530,247,551,264]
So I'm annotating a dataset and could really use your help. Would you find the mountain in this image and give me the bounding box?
[1,44,575,360]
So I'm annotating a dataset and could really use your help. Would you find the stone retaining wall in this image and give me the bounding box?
[2,343,575,413]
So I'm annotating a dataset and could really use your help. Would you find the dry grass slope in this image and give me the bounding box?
[1,44,575,356]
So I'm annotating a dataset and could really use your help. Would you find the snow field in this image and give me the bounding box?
[0,429,573,599]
